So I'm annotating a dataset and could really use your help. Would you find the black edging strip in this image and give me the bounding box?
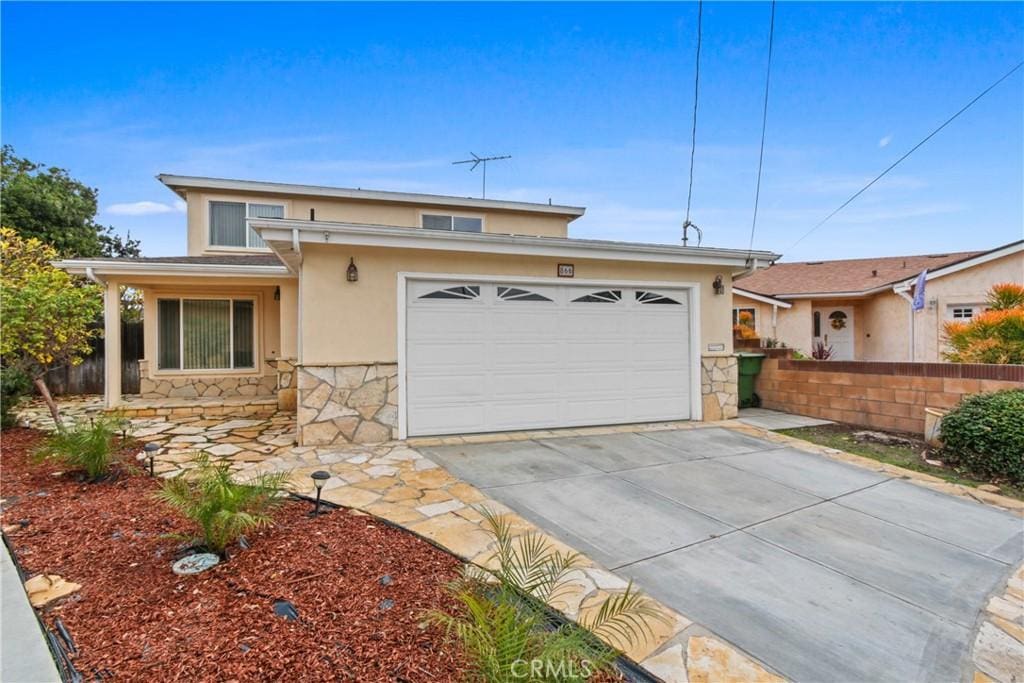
[2,533,79,683]
[288,492,660,683]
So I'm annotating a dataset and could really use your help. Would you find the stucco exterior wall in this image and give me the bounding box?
[297,243,737,366]
[773,299,814,355]
[185,189,571,256]
[911,252,1023,362]
[861,292,910,361]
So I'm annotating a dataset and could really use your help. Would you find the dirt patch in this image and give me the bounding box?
[777,423,1024,501]
[1,427,464,681]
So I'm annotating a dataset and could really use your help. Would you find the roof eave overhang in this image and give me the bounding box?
[157,174,587,220]
[891,240,1024,293]
[55,259,294,279]
[773,284,894,299]
[732,288,793,308]
[251,219,781,270]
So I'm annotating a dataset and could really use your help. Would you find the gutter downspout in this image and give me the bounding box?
[895,287,915,361]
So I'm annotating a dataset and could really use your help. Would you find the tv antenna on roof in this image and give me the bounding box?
[452,153,511,199]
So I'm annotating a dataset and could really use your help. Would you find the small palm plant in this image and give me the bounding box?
[33,415,126,481]
[154,453,290,556]
[429,508,665,682]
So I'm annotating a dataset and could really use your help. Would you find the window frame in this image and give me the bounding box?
[154,293,261,375]
[417,209,485,234]
[947,303,984,321]
[207,198,287,251]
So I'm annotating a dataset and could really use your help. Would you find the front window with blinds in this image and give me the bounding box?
[158,298,255,370]
[209,201,284,248]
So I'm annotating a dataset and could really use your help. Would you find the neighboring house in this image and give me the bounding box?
[57,174,778,445]
[733,240,1024,361]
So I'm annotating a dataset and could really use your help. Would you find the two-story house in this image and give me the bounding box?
[57,174,778,446]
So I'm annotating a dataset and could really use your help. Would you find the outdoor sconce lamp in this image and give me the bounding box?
[713,275,725,295]
[143,442,160,477]
[346,258,359,283]
[274,286,280,301]
[310,470,331,516]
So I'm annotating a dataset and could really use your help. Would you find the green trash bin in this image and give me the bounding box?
[736,352,766,409]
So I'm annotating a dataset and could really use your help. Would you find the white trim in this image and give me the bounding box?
[733,287,793,308]
[892,241,1024,292]
[774,284,893,299]
[254,219,779,268]
[56,259,293,278]
[395,272,704,439]
[158,173,587,218]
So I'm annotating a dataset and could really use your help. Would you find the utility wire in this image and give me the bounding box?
[789,59,1024,251]
[684,0,703,227]
[747,0,776,258]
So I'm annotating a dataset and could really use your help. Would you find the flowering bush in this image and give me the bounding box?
[943,283,1024,364]
[733,310,758,340]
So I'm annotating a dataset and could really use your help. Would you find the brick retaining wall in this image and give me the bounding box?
[755,358,1024,434]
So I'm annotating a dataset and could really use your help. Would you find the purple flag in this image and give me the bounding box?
[912,270,927,312]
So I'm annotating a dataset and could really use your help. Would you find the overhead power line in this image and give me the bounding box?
[683,0,703,239]
[747,0,777,258]
[789,59,1024,251]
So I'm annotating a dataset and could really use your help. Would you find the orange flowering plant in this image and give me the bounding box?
[943,283,1024,364]
[733,310,758,340]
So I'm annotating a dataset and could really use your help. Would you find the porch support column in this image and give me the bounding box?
[104,279,122,409]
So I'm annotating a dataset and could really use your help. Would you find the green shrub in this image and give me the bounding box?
[1,367,30,428]
[940,389,1024,485]
[33,414,125,481]
[428,509,664,682]
[155,453,290,555]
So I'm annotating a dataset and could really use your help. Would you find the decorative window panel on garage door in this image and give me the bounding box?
[405,280,693,436]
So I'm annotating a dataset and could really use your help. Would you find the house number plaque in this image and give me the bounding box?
[557,263,574,278]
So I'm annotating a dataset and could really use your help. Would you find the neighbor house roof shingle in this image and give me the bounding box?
[736,250,983,297]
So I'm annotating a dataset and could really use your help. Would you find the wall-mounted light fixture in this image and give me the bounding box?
[274,286,280,301]
[713,275,725,295]
[346,258,359,283]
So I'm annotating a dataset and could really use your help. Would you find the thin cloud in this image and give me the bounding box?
[878,135,893,148]
[106,200,186,216]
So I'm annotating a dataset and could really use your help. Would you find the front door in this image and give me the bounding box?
[815,306,854,360]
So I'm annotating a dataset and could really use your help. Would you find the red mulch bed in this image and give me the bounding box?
[1,427,464,681]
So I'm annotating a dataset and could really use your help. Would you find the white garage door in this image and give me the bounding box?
[404,279,694,437]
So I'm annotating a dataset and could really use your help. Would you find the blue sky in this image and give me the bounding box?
[2,1,1022,260]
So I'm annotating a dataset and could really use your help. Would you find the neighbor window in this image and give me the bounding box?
[948,305,983,320]
[733,307,757,329]
[813,311,822,338]
[209,201,284,248]
[157,298,255,370]
[421,214,483,233]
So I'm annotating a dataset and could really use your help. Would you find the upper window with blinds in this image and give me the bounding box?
[209,201,284,248]
[422,214,483,233]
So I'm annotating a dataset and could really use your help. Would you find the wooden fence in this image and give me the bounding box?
[43,321,143,396]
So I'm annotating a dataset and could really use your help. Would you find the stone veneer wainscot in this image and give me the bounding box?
[137,359,277,399]
[700,356,739,421]
[297,364,398,446]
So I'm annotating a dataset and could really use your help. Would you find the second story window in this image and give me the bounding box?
[422,213,483,233]
[210,201,284,248]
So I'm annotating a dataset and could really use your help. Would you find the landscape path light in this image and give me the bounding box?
[143,442,159,477]
[310,470,330,516]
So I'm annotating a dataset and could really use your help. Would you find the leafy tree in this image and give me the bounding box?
[0,145,140,258]
[0,228,103,422]
[943,283,1024,364]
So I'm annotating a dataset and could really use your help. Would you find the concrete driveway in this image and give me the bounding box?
[422,427,1023,683]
